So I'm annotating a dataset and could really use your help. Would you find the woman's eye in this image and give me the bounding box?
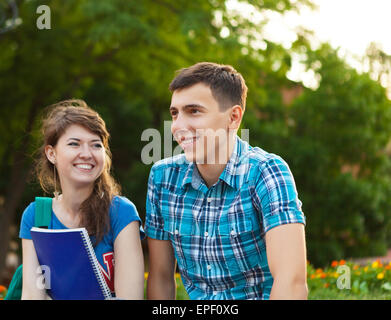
[68,142,79,146]
[93,144,103,148]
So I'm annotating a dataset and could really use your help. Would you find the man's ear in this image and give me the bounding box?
[228,105,243,130]
[44,145,56,164]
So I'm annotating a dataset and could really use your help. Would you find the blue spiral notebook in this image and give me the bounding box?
[30,227,112,300]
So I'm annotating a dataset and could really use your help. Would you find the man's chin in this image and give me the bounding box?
[183,149,216,164]
[183,151,196,163]
[183,150,202,164]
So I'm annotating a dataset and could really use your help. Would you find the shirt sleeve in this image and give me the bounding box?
[19,202,35,240]
[144,165,170,240]
[110,196,145,241]
[254,156,306,234]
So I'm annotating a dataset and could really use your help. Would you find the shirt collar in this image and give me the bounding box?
[181,135,250,191]
[181,161,196,188]
[218,135,250,190]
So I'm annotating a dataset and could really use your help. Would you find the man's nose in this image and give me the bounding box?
[171,112,188,138]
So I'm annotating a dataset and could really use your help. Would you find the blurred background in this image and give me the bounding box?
[1,0,391,288]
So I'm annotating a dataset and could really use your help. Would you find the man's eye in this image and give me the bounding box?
[170,111,178,117]
[190,109,200,114]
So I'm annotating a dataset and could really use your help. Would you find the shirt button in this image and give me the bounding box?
[213,291,218,295]
[230,230,237,236]
[204,231,209,237]
[175,229,179,235]
[207,197,212,203]
[207,265,212,270]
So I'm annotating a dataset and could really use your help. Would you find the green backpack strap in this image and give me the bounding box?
[4,197,52,300]
[4,265,23,300]
[34,197,52,228]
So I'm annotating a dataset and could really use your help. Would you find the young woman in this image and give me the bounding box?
[19,99,145,299]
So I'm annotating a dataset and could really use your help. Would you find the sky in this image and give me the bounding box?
[227,0,391,90]
[280,0,391,56]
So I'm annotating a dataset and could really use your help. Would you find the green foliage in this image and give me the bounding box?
[1,0,391,271]
[0,0,313,219]
[307,260,391,299]
[285,44,391,266]
[172,259,391,300]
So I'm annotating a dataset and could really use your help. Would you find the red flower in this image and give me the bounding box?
[331,261,338,268]
[339,259,346,266]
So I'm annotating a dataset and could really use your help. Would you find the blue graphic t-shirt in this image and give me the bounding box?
[19,196,145,294]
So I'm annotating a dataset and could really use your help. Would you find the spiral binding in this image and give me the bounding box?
[80,229,112,299]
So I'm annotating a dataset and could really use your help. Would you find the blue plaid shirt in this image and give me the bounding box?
[145,136,305,300]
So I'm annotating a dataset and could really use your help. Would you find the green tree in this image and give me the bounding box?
[4,0,390,275]
[285,44,391,266]
[0,0,313,279]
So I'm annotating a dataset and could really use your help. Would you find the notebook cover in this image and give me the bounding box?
[30,227,111,300]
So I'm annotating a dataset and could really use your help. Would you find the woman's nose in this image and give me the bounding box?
[79,144,93,158]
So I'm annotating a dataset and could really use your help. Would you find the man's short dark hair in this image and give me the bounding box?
[169,62,248,111]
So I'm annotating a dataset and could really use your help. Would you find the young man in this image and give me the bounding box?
[145,62,307,300]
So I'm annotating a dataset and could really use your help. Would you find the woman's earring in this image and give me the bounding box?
[53,161,60,200]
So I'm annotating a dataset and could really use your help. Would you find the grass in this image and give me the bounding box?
[3,259,391,300]
[308,287,391,300]
[143,273,391,300]
[145,258,391,300]
[172,278,391,300]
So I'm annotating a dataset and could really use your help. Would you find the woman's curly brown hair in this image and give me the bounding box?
[35,99,121,244]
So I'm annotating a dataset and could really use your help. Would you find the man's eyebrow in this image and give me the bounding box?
[169,104,206,111]
[67,137,101,142]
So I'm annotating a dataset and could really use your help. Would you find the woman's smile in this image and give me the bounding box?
[73,163,95,172]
